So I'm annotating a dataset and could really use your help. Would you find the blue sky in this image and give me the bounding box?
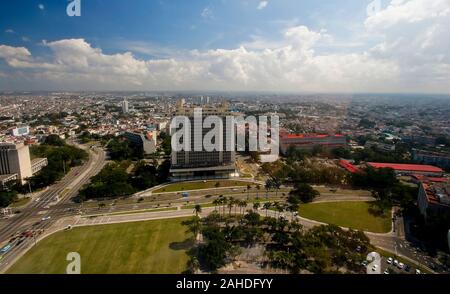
[1,0,449,93]
[1,0,369,56]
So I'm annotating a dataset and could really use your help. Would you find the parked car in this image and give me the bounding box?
[394,259,399,266]
[415,269,421,274]
[404,265,411,272]
[387,257,393,264]
[384,269,389,274]
[371,265,378,271]
[398,262,405,270]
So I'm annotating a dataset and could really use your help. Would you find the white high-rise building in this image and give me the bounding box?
[122,98,129,114]
[0,143,33,184]
[0,143,48,186]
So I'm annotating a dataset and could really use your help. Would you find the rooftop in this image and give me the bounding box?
[367,162,444,173]
[422,181,450,207]
[281,133,345,139]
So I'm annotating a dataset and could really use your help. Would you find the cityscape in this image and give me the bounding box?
[0,0,449,288]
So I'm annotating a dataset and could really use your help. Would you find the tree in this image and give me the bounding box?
[253,202,261,211]
[263,202,271,217]
[193,204,202,217]
[289,183,320,203]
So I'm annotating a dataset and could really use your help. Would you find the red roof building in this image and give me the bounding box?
[367,162,444,177]
[338,159,360,174]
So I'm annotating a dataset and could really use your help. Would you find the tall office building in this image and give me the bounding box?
[170,104,236,181]
[122,98,129,114]
[0,143,33,184]
[0,143,48,187]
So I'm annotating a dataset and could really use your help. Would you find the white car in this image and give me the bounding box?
[35,198,41,202]
[384,269,389,274]
[415,269,421,274]
[387,257,393,264]
[394,259,399,266]
[371,265,378,271]
[41,216,51,221]
[398,262,405,269]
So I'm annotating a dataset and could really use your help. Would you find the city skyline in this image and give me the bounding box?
[0,0,449,93]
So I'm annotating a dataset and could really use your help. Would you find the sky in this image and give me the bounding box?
[0,0,449,93]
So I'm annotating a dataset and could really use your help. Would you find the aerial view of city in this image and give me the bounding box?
[0,0,449,291]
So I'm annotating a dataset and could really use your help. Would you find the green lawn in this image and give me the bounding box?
[299,201,392,233]
[7,218,193,274]
[154,180,254,193]
[9,197,31,208]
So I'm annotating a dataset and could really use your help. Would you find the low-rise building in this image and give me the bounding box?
[367,162,444,177]
[124,131,157,155]
[412,149,450,169]
[418,180,450,218]
[280,133,347,154]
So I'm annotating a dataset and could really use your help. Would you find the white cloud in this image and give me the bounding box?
[5,29,15,34]
[0,0,449,93]
[38,4,45,10]
[201,8,213,19]
[257,1,268,10]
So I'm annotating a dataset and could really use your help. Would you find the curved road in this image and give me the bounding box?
[0,146,106,272]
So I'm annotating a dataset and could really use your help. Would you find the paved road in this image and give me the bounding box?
[0,162,441,273]
[0,147,106,272]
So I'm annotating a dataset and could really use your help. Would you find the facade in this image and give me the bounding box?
[124,131,156,155]
[170,105,236,181]
[10,126,30,137]
[0,143,33,184]
[412,149,450,169]
[367,162,444,177]
[417,180,450,218]
[0,143,48,186]
[280,133,346,154]
[31,158,48,174]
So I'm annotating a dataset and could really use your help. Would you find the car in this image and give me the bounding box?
[371,265,378,272]
[41,216,51,221]
[35,198,41,202]
[387,257,393,264]
[384,269,390,274]
[393,259,399,266]
[415,269,421,274]
[356,246,362,252]
[404,265,411,272]
[398,262,405,270]
[361,261,368,267]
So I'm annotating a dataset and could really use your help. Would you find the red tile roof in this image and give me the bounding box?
[339,159,360,173]
[282,133,345,139]
[368,162,444,173]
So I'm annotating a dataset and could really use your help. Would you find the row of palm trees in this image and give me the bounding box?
[207,196,299,219]
[212,196,250,216]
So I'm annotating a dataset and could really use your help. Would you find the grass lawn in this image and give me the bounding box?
[299,201,392,233]
[154,180,255,193]
[9,197,31,208]
[7,218,193,274]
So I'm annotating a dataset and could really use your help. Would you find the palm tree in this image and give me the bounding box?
[246,184,251,200]
[256,185,261,199]
[265,180,272,200]
[228,197,234,215]
[213,199,220,212]
[263,202,271,217]
[240,200,248,214]
[253,202,261,211]
[193,204,202,217]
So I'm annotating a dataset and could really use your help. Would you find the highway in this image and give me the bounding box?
[0,153,443,273]
[0,146,106,272]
